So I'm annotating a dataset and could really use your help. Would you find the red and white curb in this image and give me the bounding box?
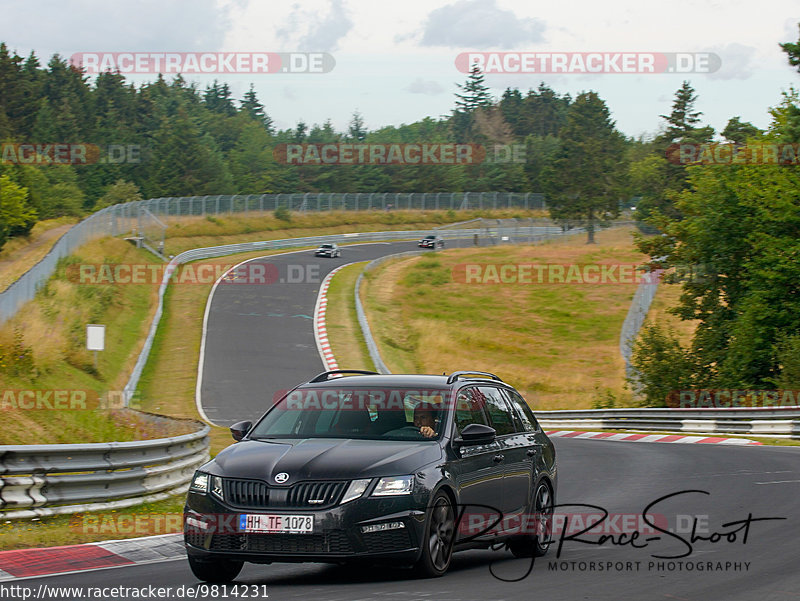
[545,430,762,445]
[313,264,354,371]
[0,534,185,581]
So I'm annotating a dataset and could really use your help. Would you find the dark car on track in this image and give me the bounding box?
[184,370,557,582]
[314,243,341,257]
[418,235,444,248]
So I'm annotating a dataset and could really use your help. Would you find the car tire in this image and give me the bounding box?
[508,480,553,558]
[188,555,244,583]
[414,491,455,577]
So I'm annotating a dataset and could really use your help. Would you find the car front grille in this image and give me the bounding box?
[210,532,353,554]
[287,481,347,508]
[184,531,206,548]
[362,528,412,553]
[220,479,346,509]
[224,479,270,507]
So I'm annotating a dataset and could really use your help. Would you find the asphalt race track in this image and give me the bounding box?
[22,238,800,600]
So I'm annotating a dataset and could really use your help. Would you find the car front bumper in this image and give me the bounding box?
[184,491,427,565]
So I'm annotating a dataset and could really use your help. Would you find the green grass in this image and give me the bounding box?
[0,494,187,551]
[325,262,375,372]
[361,228,644,409]
[0,237,169,445]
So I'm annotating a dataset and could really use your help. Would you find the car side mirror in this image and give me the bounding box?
[458,423,497,445]
[230,420,252,442]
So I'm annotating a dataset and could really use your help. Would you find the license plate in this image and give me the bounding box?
[239,514,314,534]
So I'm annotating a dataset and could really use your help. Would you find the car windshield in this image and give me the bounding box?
[249,387,449,441]
[320,244,334,248]
[424,236,435,239]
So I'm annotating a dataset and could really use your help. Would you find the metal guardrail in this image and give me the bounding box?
[355,251,427,374]
[620,278,659,380]
[0,418,210,519]
[0,220,635,520]
[122,225,572,403]
[352,226,594,379]
[536,407,800,439]
[0,192,548,325]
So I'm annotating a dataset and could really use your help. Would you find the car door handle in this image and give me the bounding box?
[527,448,537,457]
[493,454,504,463]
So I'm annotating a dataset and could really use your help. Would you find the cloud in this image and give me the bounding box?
[417,0,546,49]
[703,43,757,80]
[405,78,445,95]
[276,0,353,52]
[1,0,232,56]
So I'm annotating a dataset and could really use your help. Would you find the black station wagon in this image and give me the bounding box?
[184,370,557,582]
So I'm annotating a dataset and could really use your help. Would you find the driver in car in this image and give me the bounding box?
[413,402,438,438]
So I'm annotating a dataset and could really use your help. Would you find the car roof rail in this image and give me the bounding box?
[308,369,380,383]
[446,371,504,385]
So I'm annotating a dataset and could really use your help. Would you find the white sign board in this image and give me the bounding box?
[86,324,105,351]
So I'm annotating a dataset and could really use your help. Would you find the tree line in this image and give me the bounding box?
[2,27,800,400]
[0,40,763,250]
[631,25,800,402]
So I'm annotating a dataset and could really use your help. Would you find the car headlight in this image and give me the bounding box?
[211,476,224,500]
[372,475,414,496]
[341,478,372,504]
[190,472,209,493]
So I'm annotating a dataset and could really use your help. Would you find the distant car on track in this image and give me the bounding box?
[184,370,557,582]
[418,235,444,248]
[314,242,341,257]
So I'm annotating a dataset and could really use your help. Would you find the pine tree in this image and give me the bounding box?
[239,84,273,133]
[721,117,761,144]
[348,111,367,141]
[658,81,713,144]
[0,174,38,239]
[454,64,492,112]
[0,43,24,137]
[541,91,626,243]
[780,22,800,73]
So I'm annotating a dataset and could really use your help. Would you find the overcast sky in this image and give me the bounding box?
[3,0,799,138]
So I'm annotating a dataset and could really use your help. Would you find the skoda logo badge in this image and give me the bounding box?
[274,472,289,484]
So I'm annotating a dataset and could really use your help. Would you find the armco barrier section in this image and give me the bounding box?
[0,419,210,520]
[354,250,427,374]
[122,225,572,404]
[620,277,659,380]
[536,407,800,439]
[0,192,547,326]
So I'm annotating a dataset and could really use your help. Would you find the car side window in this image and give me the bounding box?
[477,386,516,436]
[503,389,540,432]
[454,388,489,435]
